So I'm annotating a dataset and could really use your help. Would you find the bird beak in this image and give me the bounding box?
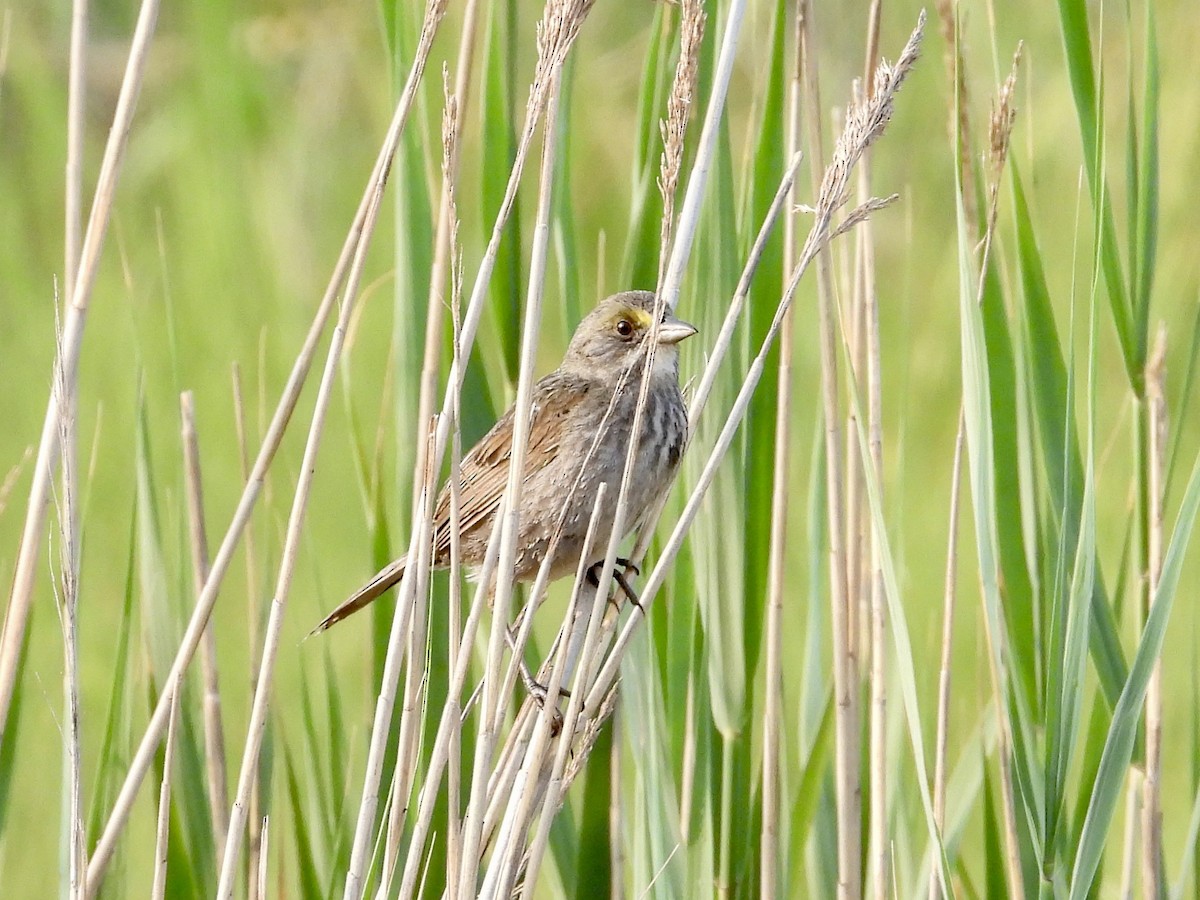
[656,315,698,346]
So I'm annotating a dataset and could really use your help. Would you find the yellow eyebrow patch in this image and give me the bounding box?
[613,307,653,328]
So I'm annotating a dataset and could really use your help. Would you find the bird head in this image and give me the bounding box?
[562,290,697,380]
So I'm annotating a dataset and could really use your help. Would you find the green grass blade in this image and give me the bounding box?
[85,502,138,848]
[284,740,325,900]
[1053,0,1138,383]
[1010,163,1127,707]
[1068,452,1200,898]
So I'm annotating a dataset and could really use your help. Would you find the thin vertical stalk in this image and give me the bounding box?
[858,4,888,898]
[216,124,396,897]
[798,3,860,895]
[0,0,160,746]
[1142,325,1167,899]
[457,59,566,896]
[180,392,230,861]
[413,0,484,509]
[231,363,265,900]
[55,306,85,900]
[65,0,88,294]
[762,5,802,895]
[349,8,596,890]
[150,681,181,900]
[930,416,965,900]
[86,85,407,892]
[218,2,455,881]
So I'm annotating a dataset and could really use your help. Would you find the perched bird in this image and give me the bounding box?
[311,290,697,633]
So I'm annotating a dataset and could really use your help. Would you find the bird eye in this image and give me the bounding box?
[616,318,634,338]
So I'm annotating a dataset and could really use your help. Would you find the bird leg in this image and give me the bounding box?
[505,625,571,702]
[586,558,642,610]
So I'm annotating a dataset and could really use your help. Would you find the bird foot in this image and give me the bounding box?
[521,666,569,737]
[586,559,642,610]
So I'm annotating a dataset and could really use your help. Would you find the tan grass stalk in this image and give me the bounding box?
[397,512,510,900]
[231,363,266,900]
[180,392,231,860]
[457,50,573,896]
[1142,324,1168,899]
[483,65,566,743]
[761,6,803,896]
[517,489,625,899]
[982,50,1026,900]
[854,5,890,898]
[657,0,706,285]
[65,0,88,292]
[85,52,421,898]
[0,0,160,745]
[379,426,441,896]
[586,12,924,727]
[257,816,270,899]
[482,490,610,899]
[217,7,452,894]
[659,0,747,312]
[929,418,965,900]
[150,681,182,900]
[379,65,473,890]
[413,0,484,510]
[217,138,395,900]
[631,154,803,565]
[444,123,467,900]
[347,7,595,888]
[797,4,860,894]
[52,302,85,900]
[1121,771,1143,897]
[610,712,625,900]
[934,0,978,241]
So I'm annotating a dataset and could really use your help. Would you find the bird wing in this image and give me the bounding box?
[433,372,589,559]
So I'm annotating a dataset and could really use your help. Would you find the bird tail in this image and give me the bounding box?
[309,557,408,635]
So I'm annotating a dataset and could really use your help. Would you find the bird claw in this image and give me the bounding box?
[586,559,642,610]
[522,669,568,736]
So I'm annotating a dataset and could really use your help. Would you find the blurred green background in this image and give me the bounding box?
[3,0,1200,895]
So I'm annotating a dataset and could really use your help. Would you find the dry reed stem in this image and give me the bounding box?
[454,6,594,893]
[935,0,978,241]
[659,0,747,312]
[0,0,160,747]
[52,298,85,900]
[351,5,597,883]
[445,108,467,900]
[657,0,706,285]
[853,5,890,898]
[397,511,509,899]
[150,681,181,900]
[231,363,265,900]
[85,73,409,893]
[516,490,620,898]
[761,6,804,896]
[180,392,231,862]
[485,64,566,743]
[482,489,610,898]
[216,71,410,889]
[1121,771,1143,897]
[632,154,802,565]
[414,0,484,511]
[1142,324,1167,899]
[929,416,965,900]
[257,816,270,899]
[586,11,923,732]
[65,0,87,293]
[796,3,860,894]
[380,425,441,895]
